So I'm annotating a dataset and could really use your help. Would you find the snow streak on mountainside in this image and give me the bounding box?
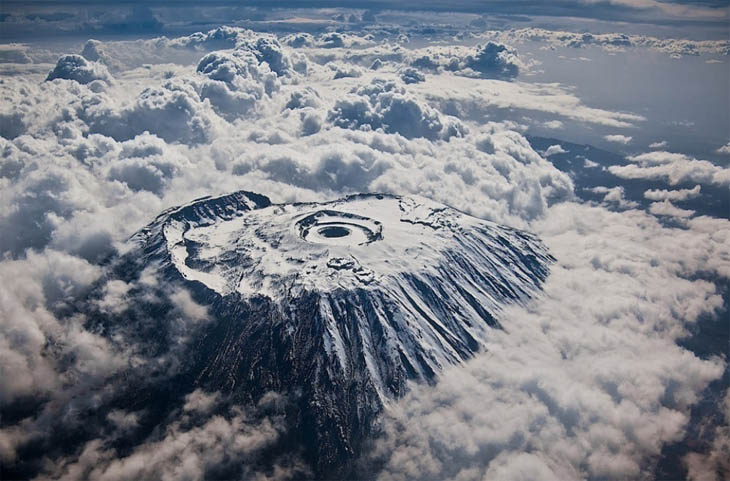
[129,190,553,474]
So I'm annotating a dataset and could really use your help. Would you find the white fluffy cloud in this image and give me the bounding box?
[406,42,523,79]
[39,399,307,481]
[648,199,695,218]
[481,27,730,58]
[604,134,633,145]
[684,390,730,481]
[544,144,567,156]
[407,74,645,128]
[328,78,464,141]
[371,202,728,480]
[610,151,730,186]
[46,54,113,85]
[590,185,639,209]
[644,185,701,201]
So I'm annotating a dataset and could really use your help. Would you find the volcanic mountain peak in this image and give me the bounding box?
[140,192,549,299]
[135,191,552,391]
[129,191,553,474]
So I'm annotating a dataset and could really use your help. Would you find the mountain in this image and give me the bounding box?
[119,190,553,476]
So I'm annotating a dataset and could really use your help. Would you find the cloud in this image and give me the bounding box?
[80,40,124,72]
[589,185,639,209]
[604,134,633,145]
[461,42,521,78]
[46,54,113,85]
[609,151,730,186]
[82,79,217,144]
[717,142,730,154]
[544,144,567,156]
[183,389,221,414]
[107,410,140,432]
[328,78,465,141]
[236,35,309,77]
[482,27,730,57]
[405,42,523,79]
[38,401,308,481]
[0,43,32,64]
[370,201,728,481]
[315,31,375,49]
[0,248,118,409]
[3,1,727,42]
[649,140,668,149]
[281,33,314,48]
[195,49,278,121]
[648,199,695,218]
[644,185,701,201]
[332,63,363,79]
[683,390,730,481]
[407,74,645,128]
[400,67,425,84]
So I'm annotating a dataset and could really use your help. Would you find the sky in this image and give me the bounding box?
[0,2,728,481]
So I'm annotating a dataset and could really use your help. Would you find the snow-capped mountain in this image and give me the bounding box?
[128,191,553,475]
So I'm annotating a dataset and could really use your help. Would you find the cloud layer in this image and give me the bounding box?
[0,24,727,481]
[370,204,729,480]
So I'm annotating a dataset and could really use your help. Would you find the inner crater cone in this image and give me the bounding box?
[296,209,383,247]
[318,226,351,238]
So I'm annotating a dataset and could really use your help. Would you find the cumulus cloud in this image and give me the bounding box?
[399,67,425,84]
[590,185,639,209]
[604,134,633,144]
[46,54,113,85]
[195,49,278,121]
[650,140,668,149]
[328,78,465,141]
[649,200,695,218]
[183,389,221,414]
[282,33,314,48]
[370,202,728,481]
[717,142,730,154]
[683,390,730,481]
[316,31,375,49]
[82,79,217,144]
[405,42,523,79]
[80,39,124,72]
[481,27,730,58]
[644,185,701,201]
[0,44,33,64]
[609,152,730,186]
[461,43,521,78]
[544,144,567,156]
[39,401,308,481]
[332,63,363,79]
